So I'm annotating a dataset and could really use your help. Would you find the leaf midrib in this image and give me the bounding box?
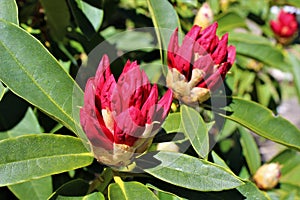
[0,152,92,165]
[0,27,77,132]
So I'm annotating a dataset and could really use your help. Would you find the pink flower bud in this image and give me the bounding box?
[167,22,236,105]
[80,55,173,167]
[253,163,281,190]
[270,10,298,45]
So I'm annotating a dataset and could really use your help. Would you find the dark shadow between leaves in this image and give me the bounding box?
[134,151,162,170]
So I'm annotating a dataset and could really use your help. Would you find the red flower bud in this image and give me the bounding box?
[167,22,236,104]
[80,55,173,167]
[270,10,298,45]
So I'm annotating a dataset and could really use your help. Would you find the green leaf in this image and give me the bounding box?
[211,151,268,199]
[68,0,97,38]
[8,176,52,200]
[56,192,105,200]
[162,112,181,133]
[270,149,300,186]
[0,19,83,134]
[146,184,186,200]
[273,0,300,8]
[216,12,246,34]
[48,179,90,200]
[39,0,70,41]
[217,119,237,141]
[207,0,220,14]
[0,107,42,140]
[229,32,287,70]
[147,0,182,66]
[287,49,300,103]
[74,0,103,32]
[237,181,269,200]
[211,151,229,169]
[107,30,155,52]
[0,134,93,186]
[140,60,164,83]
[136,151,244,191]
[0,0,18,24]
[0,81,6,101]
[215,97,300,151]
[108,180,158,200]
[239,127,261,175]
[267,183,300,200]
[180,105,209,158]
[175,0,198,7]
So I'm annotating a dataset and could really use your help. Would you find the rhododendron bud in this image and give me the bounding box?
[167,22,236,105]
[80,55,173,167]
[253,163,281,190]
[270,10,298,45]
[194,2,213,29]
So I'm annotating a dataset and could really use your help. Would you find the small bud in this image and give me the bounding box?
[157,142,180,152]
[253,163,281,190]
[194,3,213,29]
[270,10,298,45]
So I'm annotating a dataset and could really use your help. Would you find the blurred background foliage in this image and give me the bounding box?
[1,0,300,199]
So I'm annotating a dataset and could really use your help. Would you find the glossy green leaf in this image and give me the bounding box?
[217,119,237,141]
[237,181,269,200]
[136,151,244,191]
[147,0,181,65]
[180,105,209,158]
[239,127,261,175]
[267,183,300,200]
[229,32,287,70]
[147,184,186,200]
[8,176,52,200]
[216,97,300,151]
[240,0,269,19]
[107,30,155,52]
[74,0,103,32]
[39,0,70,41]
[162,112,181,133]
[0,134,93,186]
[140,60,164,83]
[57,192,105,200]
[0,20,83,134]
[273,0,300,7]
[216,12,246,34]
[48,179,90,200]
[68,0,96,38]
[0,0,18,24]
[212,151,268,199]
[176,0,198,7]
[108,181,158,200]
[0,107,42,140]
[0,81,6,101]
[270,149,300,186]
[211,151,229,169]
[288,49,300,103]
[207,0,220,14]
[256,73,280,107]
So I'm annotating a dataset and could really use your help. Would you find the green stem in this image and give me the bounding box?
[88,167,114,194]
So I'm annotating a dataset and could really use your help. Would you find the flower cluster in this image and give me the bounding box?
[270,10,298,45]
[80,55,172,167]
[167,22,236,105]
[80,23,235,167]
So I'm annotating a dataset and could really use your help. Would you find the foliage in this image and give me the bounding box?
[0,0,300,199]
